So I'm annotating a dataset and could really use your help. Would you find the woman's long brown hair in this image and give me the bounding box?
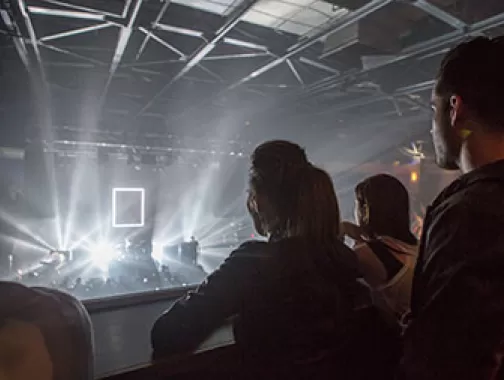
[249,140,341,246]
[355,173,417,245]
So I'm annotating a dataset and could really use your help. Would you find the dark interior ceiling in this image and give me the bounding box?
[1,0,504,155]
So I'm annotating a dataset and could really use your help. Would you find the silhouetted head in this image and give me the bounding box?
[355,174,416,245]
[247,140,341,245]
[432,36,504,171]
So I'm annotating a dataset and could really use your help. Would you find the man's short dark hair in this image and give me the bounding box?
[436,36,504,129]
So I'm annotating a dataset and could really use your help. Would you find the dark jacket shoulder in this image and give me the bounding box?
[403,160,504,379]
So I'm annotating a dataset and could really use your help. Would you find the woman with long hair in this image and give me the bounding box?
[342,174,418,322]
[150,140,370,374]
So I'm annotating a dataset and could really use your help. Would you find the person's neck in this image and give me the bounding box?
[459,130,504,174]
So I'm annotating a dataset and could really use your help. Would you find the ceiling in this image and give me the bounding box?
[1,0,504,159]
[171,0,348,36]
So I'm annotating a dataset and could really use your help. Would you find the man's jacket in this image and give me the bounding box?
[401,159,504,380]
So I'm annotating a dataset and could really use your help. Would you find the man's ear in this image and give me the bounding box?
[254,193,267,214]
[449,95,464,128]
[247,192,260,215]
[450,95,473,139]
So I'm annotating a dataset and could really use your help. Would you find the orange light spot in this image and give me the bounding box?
[410,171,419,183]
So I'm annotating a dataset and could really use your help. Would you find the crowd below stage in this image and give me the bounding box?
[46,264,205,299]
[3,36,504,380]
[16,241,209,299]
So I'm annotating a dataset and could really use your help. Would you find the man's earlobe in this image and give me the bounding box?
[459,129,472,139]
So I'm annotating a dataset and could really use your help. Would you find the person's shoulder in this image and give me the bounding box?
[211,241,274,277]
[231,238,306,260]
[228,240,270,259]
[426,195,475,239]
[424,180,504,251]
[431,179,504,223]
[235,240,268,251]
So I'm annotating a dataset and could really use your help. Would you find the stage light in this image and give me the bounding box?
[50,250,71,260]
[90,242,118,271]
[112,187,145,228]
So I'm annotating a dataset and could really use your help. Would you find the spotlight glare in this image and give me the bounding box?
[90,242,118,271]
[152,242,163,262]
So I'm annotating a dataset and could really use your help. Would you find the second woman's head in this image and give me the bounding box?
[247,140,341,244]
[354,174,416,245]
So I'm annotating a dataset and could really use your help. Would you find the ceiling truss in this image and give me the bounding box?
[1,0,503,145]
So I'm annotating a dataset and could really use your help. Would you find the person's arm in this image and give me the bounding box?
[353,243,388,287]
[341,221,364,243]
[401,203,504,379]
[151,241,270,358]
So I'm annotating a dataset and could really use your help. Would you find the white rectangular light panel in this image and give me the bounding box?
[112,188,145,228]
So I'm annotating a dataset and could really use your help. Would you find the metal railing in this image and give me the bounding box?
[83,285,197,314]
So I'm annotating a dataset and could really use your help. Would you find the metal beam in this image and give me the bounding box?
[164,0,390,122]
[411,0,466,30]
[41,0,120,18]
[38,42,106,66]
[154,22,204,38]
[138,27,186,60]
[222,37,268,51]
[17,0,43,72]
[286,59,304,86]
[203,52,270,61]
[39,22,114,42]
[319,80,434,116]
[101,0,143,100]
[45,61,95,68]
[300,11,504,100]
[136,0,259,115]
[14,0,53,132]
[226,0,392,91]
[121,59,182,68]
[121,0,133,19]
[136,0,172,60]
[0,8,30,70]
[154,23,273,53]
[27,6,105,20]
[299,56,340,75]
[197,64,223,82]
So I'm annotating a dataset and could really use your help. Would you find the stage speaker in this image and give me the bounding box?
[23,143,54,218]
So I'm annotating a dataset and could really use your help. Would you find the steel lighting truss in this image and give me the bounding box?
[1,0,504,139]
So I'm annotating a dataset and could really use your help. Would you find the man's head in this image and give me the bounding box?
[431,36,504,171]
